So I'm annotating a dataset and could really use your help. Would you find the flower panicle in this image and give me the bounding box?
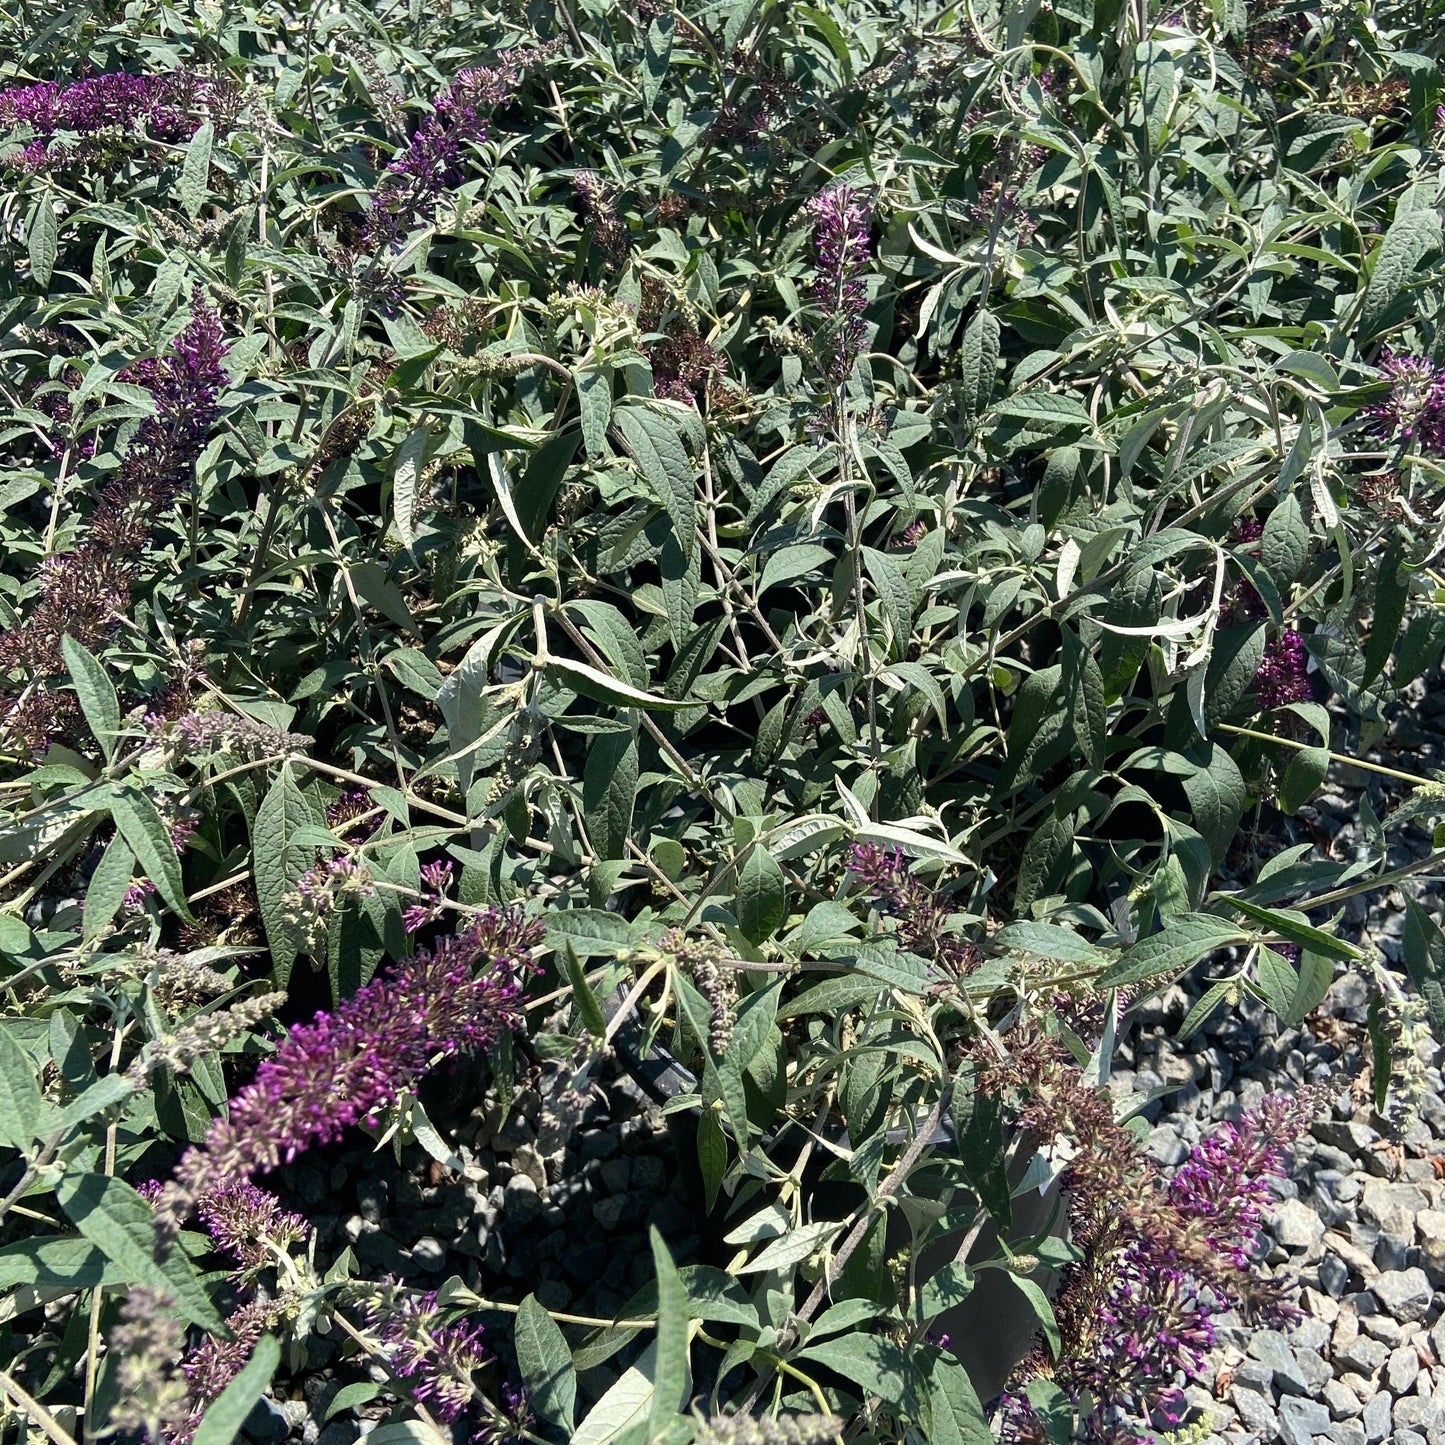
[196,1179,311,1274]
[807,184,872,382]
[371,1290,488,1422]
[0,295,228,747]
[847,842,982,977]
[153,908,543,1251]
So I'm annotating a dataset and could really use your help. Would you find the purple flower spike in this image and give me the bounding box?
[1255,629,1310,710]
[154,908,543,1248]
[808,184,873,381]
[373,1291,488,1422]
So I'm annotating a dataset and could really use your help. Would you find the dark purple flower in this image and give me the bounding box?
[176,1296,284,1441]
[0,71,224,169]
[1255,629,1309,710]
[403,859,455,934]
[196,1181,310,1273]
[848,843,981,977]
[808,184,872,382]
[372,1290,488,1422]
[154,908,543,1247]
[0,296,228,746]
[1368,351,1445,454]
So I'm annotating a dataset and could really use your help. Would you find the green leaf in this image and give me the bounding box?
[0,1021,44,1151]
[863,547,913,660]
[1255,945,1299,1017]
[1402,896,1445,1041]
[83,833,135,941]
[1364,542,1410,687]
[583,720,639,861]
[1226,897,1361,961]
[1009,1274,1061,1359]
[1356,208,1442,338]
[191,1336,281,1445]
[796,1334,924,1415]
[564,943,607,1039]
[577,367,614,461]
[391,423,429,550]
[736,1219,842,1274]
[1277,745,1329,814]
[112,786,195,923]
[1260,495,1308,587]
[958,308,1001,418]
[567,600,650,691]
[926,1355,994,1445]
[1014,811,1073,915]
[990,391,1093,447]
[546,908,632,957]
[758,543,835,596]
[543,655,693,712]
[648,1229,690,1439]
[614,406,696,565]
[1181,744,1245,867]
[696,1109,726,1214]
[516,1294,577,1433]
[56,1173,221,1329]
[180,121,215,218]
[325,1382,381,1421]
[642,12,675,113]
[28,195,57,289]
[736,844,786,945]
[61,635,120,762]
[251,764,313,986]
[951,1064,1011,1226]
[1099,913,1248,987]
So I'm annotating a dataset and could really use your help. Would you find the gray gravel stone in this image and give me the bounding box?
[1323,1253,1353,1296]
[1233,1383,1279,1436]
[1251,1330,1313,1394]
[1275,1196,1329,1252]
[1389,1346,1423,1395]
[1338,1335,1392,1376]
[1374,1270,1436,1323]
[1366,1393,1395,1442]
[1331,1424,1369,1445]
[1328,1378,1367,1418]
[1279,1396,1334,1445]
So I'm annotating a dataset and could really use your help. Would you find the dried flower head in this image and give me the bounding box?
[107,1287,191,1442]
[694,1411,846,1445]
[848,843,982,978]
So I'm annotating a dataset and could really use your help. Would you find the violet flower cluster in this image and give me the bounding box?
[808,184,872,383]
[0,296,228,747]
[1368,351,1445,455]
[362,55,528,249]
[0,71,223,170]
[154,907,543,1248]
[1254,628,1310,710]
[848,842,982,978]
[196,1179,312,1275]
[371,1289,489,1423]
[995,1035,1317,1443]
[403,859,455,933]
[282,854,377,953]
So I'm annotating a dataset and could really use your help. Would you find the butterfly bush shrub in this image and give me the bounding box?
[0,0,1443,1440]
